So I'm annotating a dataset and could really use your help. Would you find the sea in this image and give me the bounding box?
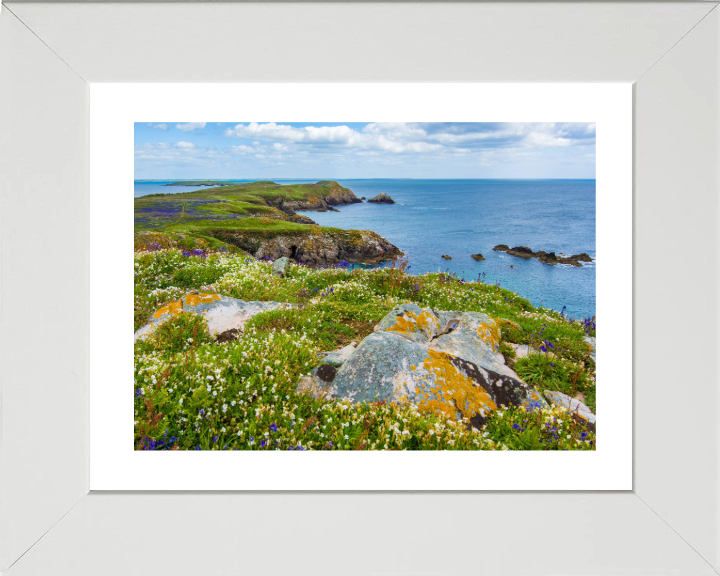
[134,179,596,320]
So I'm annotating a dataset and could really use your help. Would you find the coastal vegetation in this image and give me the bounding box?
[134,180,399,265]
[134,223,597,451]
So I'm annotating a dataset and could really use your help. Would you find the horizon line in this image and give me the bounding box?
[135,177,597,181]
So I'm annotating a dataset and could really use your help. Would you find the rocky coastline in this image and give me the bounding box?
[268,182,363,216]
[209,227,403,266]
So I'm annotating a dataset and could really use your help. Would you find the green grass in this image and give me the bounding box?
[134,236,597,451]
[514,353,595,413]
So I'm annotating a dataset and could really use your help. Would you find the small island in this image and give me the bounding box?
[367,192,396,204]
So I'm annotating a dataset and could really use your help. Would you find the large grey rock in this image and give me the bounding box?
[134,292,292,341]
[298,303,548,427]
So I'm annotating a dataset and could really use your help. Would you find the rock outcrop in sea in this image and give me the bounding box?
[493,245,593,267]
[367,192,396,204]
[297,303,551,429]
[471,253,485,261]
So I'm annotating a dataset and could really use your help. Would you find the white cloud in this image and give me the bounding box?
[223,122,593,156]
[153,123,168,130]
[175,122,206,132]
[224,122,447,154]
[225,122,356,145]
[175,141,195,149]
[229,144,261,155]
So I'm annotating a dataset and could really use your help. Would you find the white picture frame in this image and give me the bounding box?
[1,2,718,574]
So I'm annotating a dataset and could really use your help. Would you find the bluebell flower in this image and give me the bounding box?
[270,423,278,432]
[261,439,266,448]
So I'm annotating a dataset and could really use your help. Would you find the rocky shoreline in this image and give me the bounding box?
[267,182,363,216]
[209,227,403,266]
[493,245,593,267]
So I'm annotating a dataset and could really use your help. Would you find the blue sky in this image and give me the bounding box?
[134,122,596,180]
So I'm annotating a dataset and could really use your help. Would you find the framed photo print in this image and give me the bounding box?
[2,3,718,575]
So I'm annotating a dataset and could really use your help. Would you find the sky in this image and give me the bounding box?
[134,122,596,180]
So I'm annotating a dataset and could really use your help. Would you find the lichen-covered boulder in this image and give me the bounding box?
[134,292,292,341]
[298,303,548,428]
[272,256,290,277]
[544,390,596,430]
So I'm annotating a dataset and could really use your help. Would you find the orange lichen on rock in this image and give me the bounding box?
[184,293,221,307]
[153,300,183,318]
[418,349,497,421]
[386,310,439,340]
[476,319,501,351]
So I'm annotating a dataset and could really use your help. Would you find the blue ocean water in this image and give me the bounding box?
[134,179,596,319]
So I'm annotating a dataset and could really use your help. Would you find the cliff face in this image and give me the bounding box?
[269,182,363,215]
[324,182,364,206]
[209,227,402,266]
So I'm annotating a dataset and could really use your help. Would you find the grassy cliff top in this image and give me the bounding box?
[138,180,351,206]
[135,180,354,233]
